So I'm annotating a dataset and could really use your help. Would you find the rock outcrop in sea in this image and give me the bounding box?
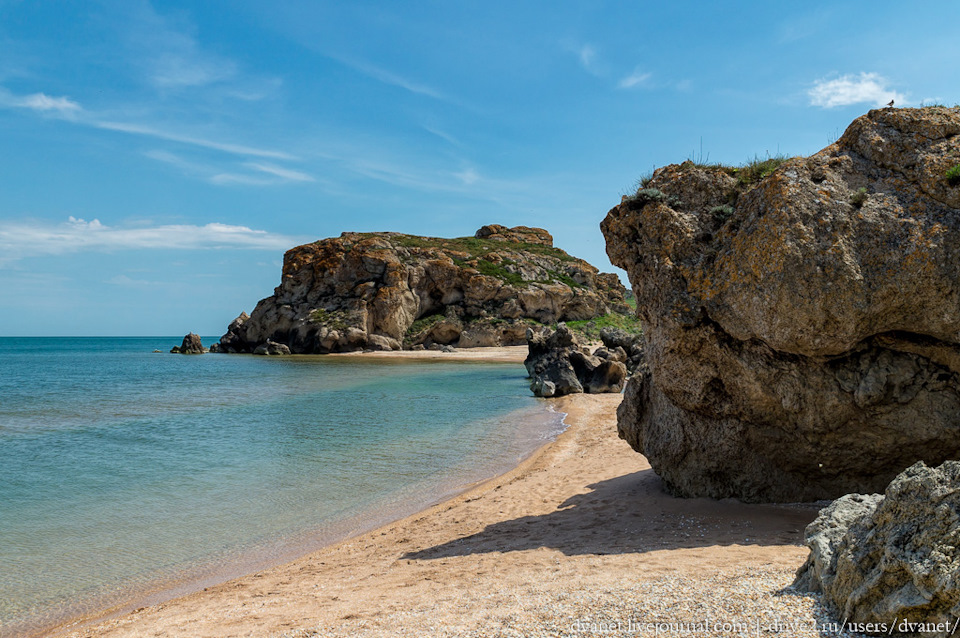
[218,225,630,354]
[601,106,960,502]
[170,333,204,354]
[794,461,960,636]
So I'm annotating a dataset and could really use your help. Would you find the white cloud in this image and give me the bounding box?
[572,44,608,78]
[145,151,313,186]
[106,274,158,286]
[454,167,480,185]
[17,92,82,113]
[421,124,460,146]
[97,120,296,160]
[0,88,82,118]
[244,162,314,182]
[336,55,450,102]
[152,53,236,89]
[118,2,238,91]
[579,45,596,70]
[0,85,298,162]
[808,72,906,108]
[618,68,652,89]
[0,217,308,264]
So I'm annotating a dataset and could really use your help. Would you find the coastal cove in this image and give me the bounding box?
[0,338,562,637]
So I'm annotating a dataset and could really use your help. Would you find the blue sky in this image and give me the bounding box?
[1,1,957,336]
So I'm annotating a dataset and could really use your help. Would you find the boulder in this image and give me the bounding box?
[601,106,960,502]
[525,324,628,397]
[217,226,629,355]
[253,340,291,356]
[173,333,204,354]
[457,325,501,348]
[794,461,960,636]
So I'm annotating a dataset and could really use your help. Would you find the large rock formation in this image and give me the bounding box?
[601,106,960,502]
[219,225,629,354]
[794,462,960,636]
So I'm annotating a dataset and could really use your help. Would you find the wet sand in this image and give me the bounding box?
[51,378,828,637]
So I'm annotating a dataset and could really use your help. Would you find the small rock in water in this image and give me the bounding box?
[172,333,204,354]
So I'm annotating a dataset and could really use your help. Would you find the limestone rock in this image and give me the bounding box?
[601,107,960,502]
[173,333,204,354]
[219,226,629,354]
[794,462,960,636]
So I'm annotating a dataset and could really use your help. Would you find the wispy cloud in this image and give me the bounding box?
[0,88,82,117]
[454,167,480,185]
[618,68,652,89]
[336,55,450,102]
[97,120,296,160]
[119,2,239,91]
[578,45,597,70]
[421,124,460,146]
[244,162,314,182]
[0,216,308,265]
[145,150,312,186]
[0,85,298,163]
[808,72,906,108]
[106,274,160,287]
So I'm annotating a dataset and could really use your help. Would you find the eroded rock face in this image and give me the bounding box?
[601,107,960,502]
[220,226,629,354]
[794,462,960,636]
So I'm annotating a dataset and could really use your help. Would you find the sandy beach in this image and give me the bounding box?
[49,350,840,638]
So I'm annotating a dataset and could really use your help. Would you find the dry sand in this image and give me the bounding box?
[325,345,530,364]
[50,353,851,638]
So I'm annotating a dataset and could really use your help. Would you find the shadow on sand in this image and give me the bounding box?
[403,468,820,560]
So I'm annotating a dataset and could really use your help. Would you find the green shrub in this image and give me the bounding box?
[632,187,665,203]
[309,308,350,330]
[475,259,524,286]
[406,313,445,336]
[850,187,869,208]
[709,204,735,221]
[565,313,643,342]
[734,154,789,185]
[947,165,960,186]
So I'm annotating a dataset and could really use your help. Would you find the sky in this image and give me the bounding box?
[1,1,958,336]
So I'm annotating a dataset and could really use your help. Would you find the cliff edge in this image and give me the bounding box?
[220,224,629,353]
[602,106,960,502]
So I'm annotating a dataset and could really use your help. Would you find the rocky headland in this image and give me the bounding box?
[218,224,631,354]
[602,106,960,502]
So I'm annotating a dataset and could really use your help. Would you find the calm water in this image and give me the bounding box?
[0,338,560,636]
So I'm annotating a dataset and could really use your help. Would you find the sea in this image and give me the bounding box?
[0,337,563,637]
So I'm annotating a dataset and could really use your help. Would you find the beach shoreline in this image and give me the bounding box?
[9,347,546,638]
[46,351,832,637]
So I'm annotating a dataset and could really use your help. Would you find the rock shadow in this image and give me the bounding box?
[403,469,819,560]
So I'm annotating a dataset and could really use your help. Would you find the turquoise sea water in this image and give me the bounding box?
[0,338,561,636]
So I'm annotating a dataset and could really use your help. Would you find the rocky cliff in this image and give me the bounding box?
[220,224,629,353]
[601,106,960,502]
